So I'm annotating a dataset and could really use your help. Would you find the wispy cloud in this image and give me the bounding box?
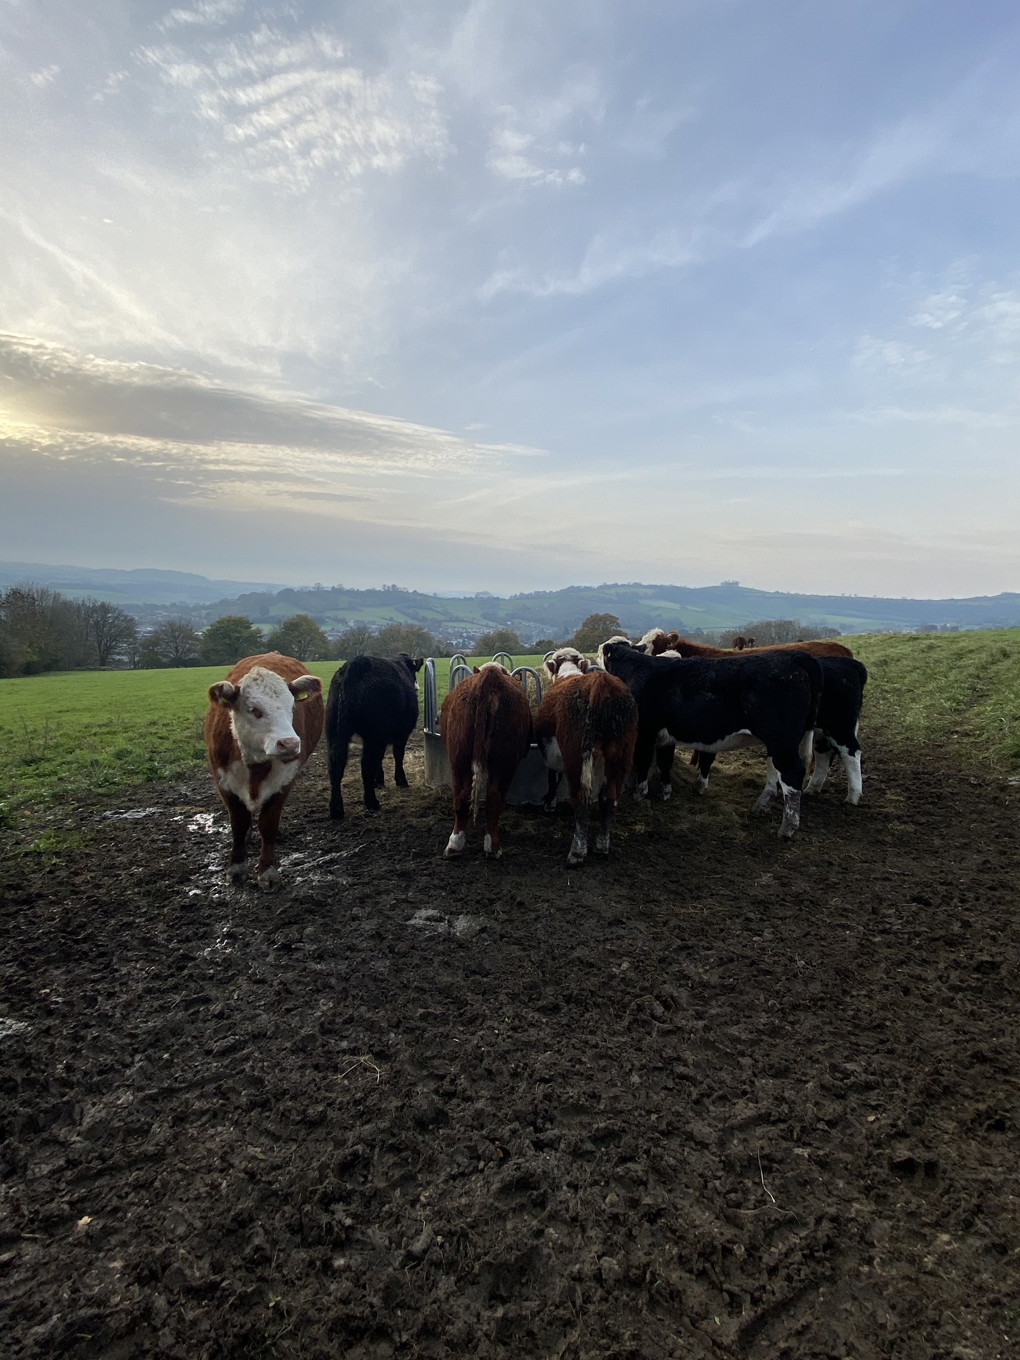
[0,333,522,472]
[139,26,450,191]
[158,0,247,33]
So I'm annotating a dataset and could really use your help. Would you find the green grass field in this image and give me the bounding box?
[1,634,1017,816]
[849,629,1020,771]
[0,662,343,813]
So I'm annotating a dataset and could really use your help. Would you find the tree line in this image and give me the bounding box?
[0,584,461,675]
[0,584,841,679]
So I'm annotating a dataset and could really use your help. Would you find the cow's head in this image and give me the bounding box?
[596,636,633,668]
[599,641,637,676]
[543,647,588,681]
[395,652,424,691]
[209,666,321,765]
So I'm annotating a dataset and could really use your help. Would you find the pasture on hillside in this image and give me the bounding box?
[1,631,1019,1359]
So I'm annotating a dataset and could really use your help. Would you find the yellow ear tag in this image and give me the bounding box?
[295,691,308,701]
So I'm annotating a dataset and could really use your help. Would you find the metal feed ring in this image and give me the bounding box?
[422,657,439,734]
[512,666,543,706]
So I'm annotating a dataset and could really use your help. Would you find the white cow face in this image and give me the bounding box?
[209,667,320,765]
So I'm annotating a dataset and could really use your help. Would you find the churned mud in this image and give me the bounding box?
[1,731,1019,1358]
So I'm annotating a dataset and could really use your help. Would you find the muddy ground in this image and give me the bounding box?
[1,729,1019,1360]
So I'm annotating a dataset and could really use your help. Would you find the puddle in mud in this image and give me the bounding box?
[186,812,219,834]
[103,807,163,820]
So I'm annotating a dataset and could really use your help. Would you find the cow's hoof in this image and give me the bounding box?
[258,866,283,890]
[395,775,409,788]
[483,834,502,859]
[594,837,610,855]
[364,804,381,815]
[777,826,797,840]
[329,807,345,822]
[226,861,246,882]
[660,785,672,801]
[845,792,861,806]
[543,800,557,814]
[633,781,649,802]
[567,848,587,866]
[444,831,467,858]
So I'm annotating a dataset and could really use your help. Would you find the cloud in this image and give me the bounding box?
[158,0,247,33]
[479,228,700,299]
[853,336,930,370]
[486,127,585,185]
[0,333,525,472]
[139,26,450,191]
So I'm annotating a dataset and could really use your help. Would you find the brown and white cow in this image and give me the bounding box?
[534,668,638,865]
[441,663,532,860]
[543,646,590,680]
[205,651,323,888]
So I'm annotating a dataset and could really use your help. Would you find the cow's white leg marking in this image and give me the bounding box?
[483,832,502,859]
[805,747,832,794]
[594,830,610,854]
[696,772,709,795]
[567,831,588,865]
[634,779,649,801]
[257,865,282,891]
[226,861,246,882]
[444,830,467,858]
[840,747,863,805]
[752,759,781,813]
[660,782,672,801]
[799,729,815,766]
[778,783,801,838]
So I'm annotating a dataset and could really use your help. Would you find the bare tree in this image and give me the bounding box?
[139,618,202,668]
[77,598,139,667]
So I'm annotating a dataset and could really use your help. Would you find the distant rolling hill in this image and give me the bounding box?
[3,562,1017,639]
[0,561,285,606]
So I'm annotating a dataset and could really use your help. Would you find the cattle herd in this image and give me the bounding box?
[204,628,867,885]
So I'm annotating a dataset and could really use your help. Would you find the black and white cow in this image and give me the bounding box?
[679,655,867,805]
[600,642,822,838]
[326,652,422,819]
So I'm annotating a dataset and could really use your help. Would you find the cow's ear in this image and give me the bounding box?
[412,657,424,672]
[578,658,590,672]
[472,665,481,673]
[289,674,322,702]
[209,681,238,708]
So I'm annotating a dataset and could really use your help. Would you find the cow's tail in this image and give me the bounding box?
[469,672,501,823]
[568,672,637,802]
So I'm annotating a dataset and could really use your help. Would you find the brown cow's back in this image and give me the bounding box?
[440,665,532,858]
[668,636,853,659]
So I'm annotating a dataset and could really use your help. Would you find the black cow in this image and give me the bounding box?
[326,653,422,819]
[677,656,867,806]
[600,642,822,838]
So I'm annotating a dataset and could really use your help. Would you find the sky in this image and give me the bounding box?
[1,0,1019,598]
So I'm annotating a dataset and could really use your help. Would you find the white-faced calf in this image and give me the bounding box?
[205,652,323,888]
